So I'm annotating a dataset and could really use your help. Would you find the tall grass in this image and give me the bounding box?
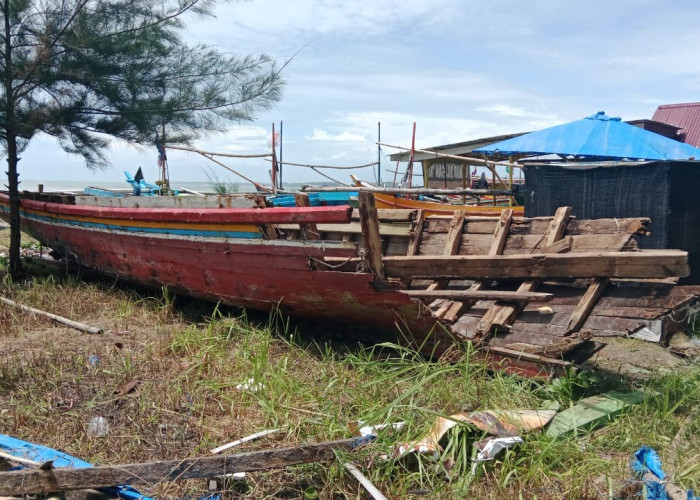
[0,259,698,498]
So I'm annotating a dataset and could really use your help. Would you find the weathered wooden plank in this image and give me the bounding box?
[14,195,354,224]
[351,208,416,222]
[402,289,553,302]
[426,211,466,293]
[424,216,648,236]
[0,439,356,495]
[406,209,425,256]
[443,211,467,256]
[444,209,514,322]
[480,207,572,337]
[539,236,573,254]
[368,251,689,280]
[418,232,635,258]
[278,222,412,237]
[294,193,320,240]
[358,192,385,280]
[566,278,609,334]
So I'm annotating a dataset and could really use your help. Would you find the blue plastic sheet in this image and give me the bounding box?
[474,112,700,161]
[631,446,697,500]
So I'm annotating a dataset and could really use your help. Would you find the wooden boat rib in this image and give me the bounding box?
[0,191,693,378]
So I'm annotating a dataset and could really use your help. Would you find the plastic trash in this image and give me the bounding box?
[631,446,697,500]
[87,416,109,437]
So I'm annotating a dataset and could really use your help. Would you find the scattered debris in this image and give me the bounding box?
[630,446,697,500]
[389,406,556,481]
[471,436,524,474]
[210,428,281,455]
[235,377,264,392]
[545,391,647,437]
[344,462,388,500]
[86,416,110,437]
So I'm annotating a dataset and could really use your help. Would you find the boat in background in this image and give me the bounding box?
[350,175,524,216]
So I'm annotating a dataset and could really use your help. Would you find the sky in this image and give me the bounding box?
[16,0,700,188]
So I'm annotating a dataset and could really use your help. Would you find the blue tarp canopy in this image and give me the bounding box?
[473,111,700,160]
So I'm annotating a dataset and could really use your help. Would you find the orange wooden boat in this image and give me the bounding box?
[351,176,524,216]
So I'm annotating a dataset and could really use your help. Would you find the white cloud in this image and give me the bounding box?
[305,129,367,142]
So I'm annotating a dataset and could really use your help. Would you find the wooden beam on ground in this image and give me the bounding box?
[402,290,553,302]
[358,192,385,280]
[565,278,609,334]
[0,440,356,496]
[293,193,320,240]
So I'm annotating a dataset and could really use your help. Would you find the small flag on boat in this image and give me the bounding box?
[155,133,167,168]
[134,167,144,183]
[472,167,477,175]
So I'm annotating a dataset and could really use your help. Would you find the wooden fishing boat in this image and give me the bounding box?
[350,175,524,216]
[0,191,692,377]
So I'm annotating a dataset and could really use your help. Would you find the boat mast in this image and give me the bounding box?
[377,122,381,186]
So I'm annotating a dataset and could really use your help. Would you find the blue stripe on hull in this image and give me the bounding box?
[0,205,262,239]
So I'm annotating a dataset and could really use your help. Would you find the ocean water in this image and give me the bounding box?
[21,180,331,194]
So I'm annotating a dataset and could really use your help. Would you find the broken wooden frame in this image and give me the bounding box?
[317,194,693,372]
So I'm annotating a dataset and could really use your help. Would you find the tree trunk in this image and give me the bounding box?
[3,0,23,280]
[6,138,22,280]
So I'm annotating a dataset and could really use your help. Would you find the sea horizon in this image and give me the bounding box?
[20,179,339,194]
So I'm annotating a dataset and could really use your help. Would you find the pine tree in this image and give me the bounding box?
[1,0,283,279]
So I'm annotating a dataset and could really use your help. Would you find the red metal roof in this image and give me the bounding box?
[652,102,700,147]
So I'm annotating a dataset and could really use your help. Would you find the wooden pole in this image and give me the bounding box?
[279,120,283,190]
[0,297,102,334]
[271,123,278,193]
[377,122,381,185]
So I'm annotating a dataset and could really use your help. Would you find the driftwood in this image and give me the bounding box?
[0,439,357,495]
[0,297,102,335]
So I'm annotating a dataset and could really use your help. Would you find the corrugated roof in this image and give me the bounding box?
[652,102,700,147]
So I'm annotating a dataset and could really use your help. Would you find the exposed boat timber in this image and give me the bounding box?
[0,191,693,378]
[351,175,524,216]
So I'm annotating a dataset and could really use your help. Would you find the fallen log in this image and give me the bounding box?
[0,439,356,495]
[325,250,689,280]
[0,297,102,335]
